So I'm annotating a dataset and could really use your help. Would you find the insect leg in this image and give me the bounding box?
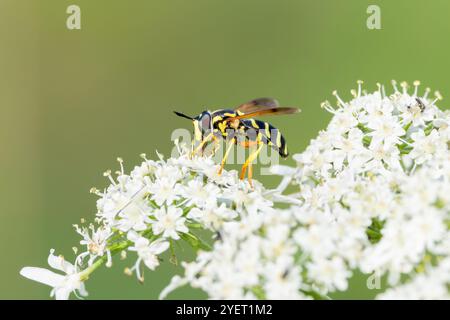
[239,142,264,184]
[239,140,259,148]
[210,134,222,156]
[191,132,214,157]
[248,161,253,187]
[218,138,236,175]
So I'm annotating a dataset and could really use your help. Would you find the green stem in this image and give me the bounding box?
[79,240,132,281]
[300,289,332,300]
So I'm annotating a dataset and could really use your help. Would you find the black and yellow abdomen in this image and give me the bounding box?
[210,109,289,158]
[241,119,289,158]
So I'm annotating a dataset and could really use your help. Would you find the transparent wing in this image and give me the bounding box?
[235,98,280,113]
[226,107,299,121]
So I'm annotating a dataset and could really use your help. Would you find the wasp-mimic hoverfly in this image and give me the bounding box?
[174,98,300,186]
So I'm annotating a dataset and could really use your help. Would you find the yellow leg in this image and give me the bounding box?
[218,139,235,175]
[190,139,195,154]
[240,143,264,183]
[210,136,221,156]
[248,162,253,187]
[239,140,259,148]
[191,132,213,157]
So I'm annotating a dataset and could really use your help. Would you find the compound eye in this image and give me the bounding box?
[201,114,211,130]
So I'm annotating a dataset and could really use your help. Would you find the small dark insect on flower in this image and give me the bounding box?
[281,268,290,279]
[415,97,426,112]
[406,97,426,113]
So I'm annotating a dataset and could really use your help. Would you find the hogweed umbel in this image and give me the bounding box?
[162,81,450,299]
[20,141,281,299]
[21,81,450,299]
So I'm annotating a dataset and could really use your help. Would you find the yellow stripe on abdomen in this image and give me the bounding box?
[250,119,259,128]
[276,130,282,148]
[264,122,271,139]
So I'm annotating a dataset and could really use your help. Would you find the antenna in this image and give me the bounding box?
[173,111,194,120]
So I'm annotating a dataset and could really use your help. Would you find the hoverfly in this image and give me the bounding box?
[174,98,300,186]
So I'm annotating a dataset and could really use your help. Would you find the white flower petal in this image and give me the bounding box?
[54,287,71,300]
[47,249,74,274]
[150,241,170,255]
[270,165,296,176]
[20,267,64,288]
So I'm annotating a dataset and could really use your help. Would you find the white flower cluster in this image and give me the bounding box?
[20,142,275,299]
[165,81,450,299]
[20,81,450,300]
[160,208,307,300]
[378,256,450,299]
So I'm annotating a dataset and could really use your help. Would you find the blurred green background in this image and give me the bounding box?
[1,0,449,299]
